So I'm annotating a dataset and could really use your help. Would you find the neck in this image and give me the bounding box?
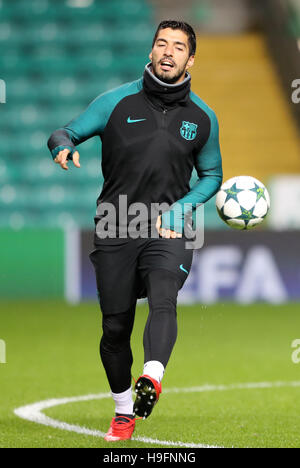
[143,62,191,108]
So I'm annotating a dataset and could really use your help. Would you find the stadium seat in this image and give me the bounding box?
[2,0,217,230]
[192,33,300,184]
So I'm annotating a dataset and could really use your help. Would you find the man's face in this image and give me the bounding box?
[149,27,195,84]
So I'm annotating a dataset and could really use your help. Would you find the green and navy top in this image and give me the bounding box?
[48,63,223,242]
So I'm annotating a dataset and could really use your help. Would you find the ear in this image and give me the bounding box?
[185,54,195,71]
[149,51,153,62]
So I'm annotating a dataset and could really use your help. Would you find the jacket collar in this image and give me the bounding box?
[143,62,191,108]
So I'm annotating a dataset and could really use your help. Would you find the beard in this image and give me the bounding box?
[151,57,188,84]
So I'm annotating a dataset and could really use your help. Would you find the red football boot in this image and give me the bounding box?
[104,415,136,442]
[133,375,162,419]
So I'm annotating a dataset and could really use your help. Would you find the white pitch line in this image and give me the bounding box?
[14,381,300,448]
[164,380,300,394]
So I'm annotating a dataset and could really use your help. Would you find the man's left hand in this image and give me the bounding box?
[156,215,182,238]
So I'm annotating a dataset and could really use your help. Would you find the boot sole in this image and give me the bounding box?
[133,377,158,419]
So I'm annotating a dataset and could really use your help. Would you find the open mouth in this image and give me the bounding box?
[160,60,175,71]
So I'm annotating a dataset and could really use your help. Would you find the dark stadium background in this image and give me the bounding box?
[0,0,299,304]
[0,0,300,449]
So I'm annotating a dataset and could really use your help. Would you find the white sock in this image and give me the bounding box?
[143,360,165,383]
[111,387,133,415]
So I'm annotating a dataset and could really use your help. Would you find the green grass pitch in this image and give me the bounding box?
[1,300,300,448]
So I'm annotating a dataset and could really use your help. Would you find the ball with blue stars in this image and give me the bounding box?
[216,176,270,230]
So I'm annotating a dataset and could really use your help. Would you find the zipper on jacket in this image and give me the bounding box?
[162,108,167,128]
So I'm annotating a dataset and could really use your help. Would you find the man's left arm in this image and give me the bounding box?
[161,111,223,234]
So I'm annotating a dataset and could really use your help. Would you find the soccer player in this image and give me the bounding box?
[48,20,223,442]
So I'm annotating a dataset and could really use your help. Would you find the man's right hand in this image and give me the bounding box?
[54,149,80,170]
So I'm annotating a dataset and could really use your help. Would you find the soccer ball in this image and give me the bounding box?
[216,175,270,230]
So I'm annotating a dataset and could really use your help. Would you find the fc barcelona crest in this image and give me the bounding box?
[180,121,198,141]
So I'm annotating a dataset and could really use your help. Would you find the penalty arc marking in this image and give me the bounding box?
[14,381,300,448]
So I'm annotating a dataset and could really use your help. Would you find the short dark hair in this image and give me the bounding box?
[152,20,196,57]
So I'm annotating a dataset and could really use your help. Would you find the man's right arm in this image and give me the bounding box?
[47,79,142,170]
[47,92,110,169]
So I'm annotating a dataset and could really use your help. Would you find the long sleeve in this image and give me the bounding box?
[47,79,142,160]
[161,111,223,233]
[47,94,107,160]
